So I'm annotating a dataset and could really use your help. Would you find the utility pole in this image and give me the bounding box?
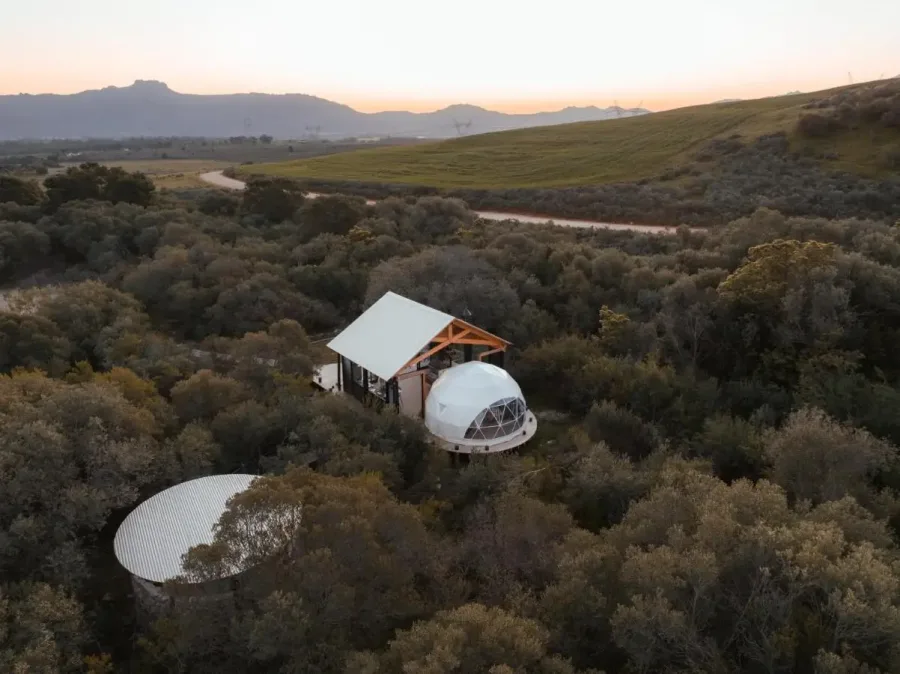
[452,119,472,136]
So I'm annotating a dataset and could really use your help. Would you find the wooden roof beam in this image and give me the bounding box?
[401,326,481,371]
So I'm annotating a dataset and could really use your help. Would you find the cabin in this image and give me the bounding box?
[315,292,537,454]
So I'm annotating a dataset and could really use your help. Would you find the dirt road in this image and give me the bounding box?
[199,171,680,234]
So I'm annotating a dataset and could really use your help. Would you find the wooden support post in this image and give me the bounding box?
[389,378,400,407]
[337,355,343,392]
[495,350,505,369]
[478,346,505,362]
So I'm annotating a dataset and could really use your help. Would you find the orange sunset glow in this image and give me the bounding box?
[3,0,897,114]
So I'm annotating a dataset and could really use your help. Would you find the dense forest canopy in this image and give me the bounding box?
[3,167,900,672]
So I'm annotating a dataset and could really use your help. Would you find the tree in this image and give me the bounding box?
[596,305,637,357]
[584,401,660,461]
[264,393,431,490]
[349,604,579,674]
[0,175,43,206]
[0,312,73,376]
[0,582,89,673]
[658,277,715,369]
[692,413,766,481]
[169,370,249,423]
[398,196,474,241]
[460,492,576,603]
[202,273,340,337]
[209,319,314,394]
[561,437,651,531]
[719,239,839,307]
[44,163,154,209]
[0,221,51,282]
[366,246,521,334]
[197,191,240,216]
[162,423,221,481]
[176,469,458,672]
[242,177,305,223]
[297,194,366,239]
[210,400,276,472]
[545,461,900,673]
[102,166,155,206]
[36,281,151,367]
[717,238,856,384]
[763,407,895,506]
[0,371,171,586]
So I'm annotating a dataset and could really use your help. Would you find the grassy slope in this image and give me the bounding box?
[241,84,895,189]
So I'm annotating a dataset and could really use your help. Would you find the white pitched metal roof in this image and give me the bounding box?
[327,291,454,381]
[113,474,257,583]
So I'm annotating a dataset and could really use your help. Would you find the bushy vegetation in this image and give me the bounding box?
[244,81,900,227]
[286,131,900,227]
[798,78,900,136]
[5,167,900,672]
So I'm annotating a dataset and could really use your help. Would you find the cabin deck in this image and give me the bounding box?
[312,363,340,392]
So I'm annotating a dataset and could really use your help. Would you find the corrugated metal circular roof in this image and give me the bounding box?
[114,474,257,583]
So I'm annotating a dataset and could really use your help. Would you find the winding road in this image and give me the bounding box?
[199,171,679,235]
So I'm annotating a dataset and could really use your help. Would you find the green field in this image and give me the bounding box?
[49,159,232,189]
[240,84,896,189]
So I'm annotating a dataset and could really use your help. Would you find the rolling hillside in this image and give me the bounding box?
[243,83,899,189]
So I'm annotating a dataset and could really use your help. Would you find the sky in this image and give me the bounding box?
[1,0,898,113]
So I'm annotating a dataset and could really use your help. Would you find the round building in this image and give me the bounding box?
[114,474,258,616]
[424,361,538,454]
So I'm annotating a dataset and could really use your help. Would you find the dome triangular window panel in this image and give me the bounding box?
[423,362,535,451]
[466,396,527,440]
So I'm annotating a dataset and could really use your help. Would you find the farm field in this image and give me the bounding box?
[242,83,897,189]
[56,159,233,189]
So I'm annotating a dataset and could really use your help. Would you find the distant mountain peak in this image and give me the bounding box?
[440,103,488,113]
[132,79,171,89]
[99,80,173,94]
[0,82,653,140]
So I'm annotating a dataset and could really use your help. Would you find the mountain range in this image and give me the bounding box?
[0,80,651,141]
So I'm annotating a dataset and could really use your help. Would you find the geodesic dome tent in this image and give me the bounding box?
[425,361,535,453]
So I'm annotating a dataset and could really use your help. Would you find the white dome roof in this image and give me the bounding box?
[114,474,257,583]
[425,362,528,444]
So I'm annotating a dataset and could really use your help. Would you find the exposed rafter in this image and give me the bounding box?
[402,320,507,372]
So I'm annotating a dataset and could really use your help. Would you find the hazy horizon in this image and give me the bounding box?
[2,0,898,114]
[2,77,891,116]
